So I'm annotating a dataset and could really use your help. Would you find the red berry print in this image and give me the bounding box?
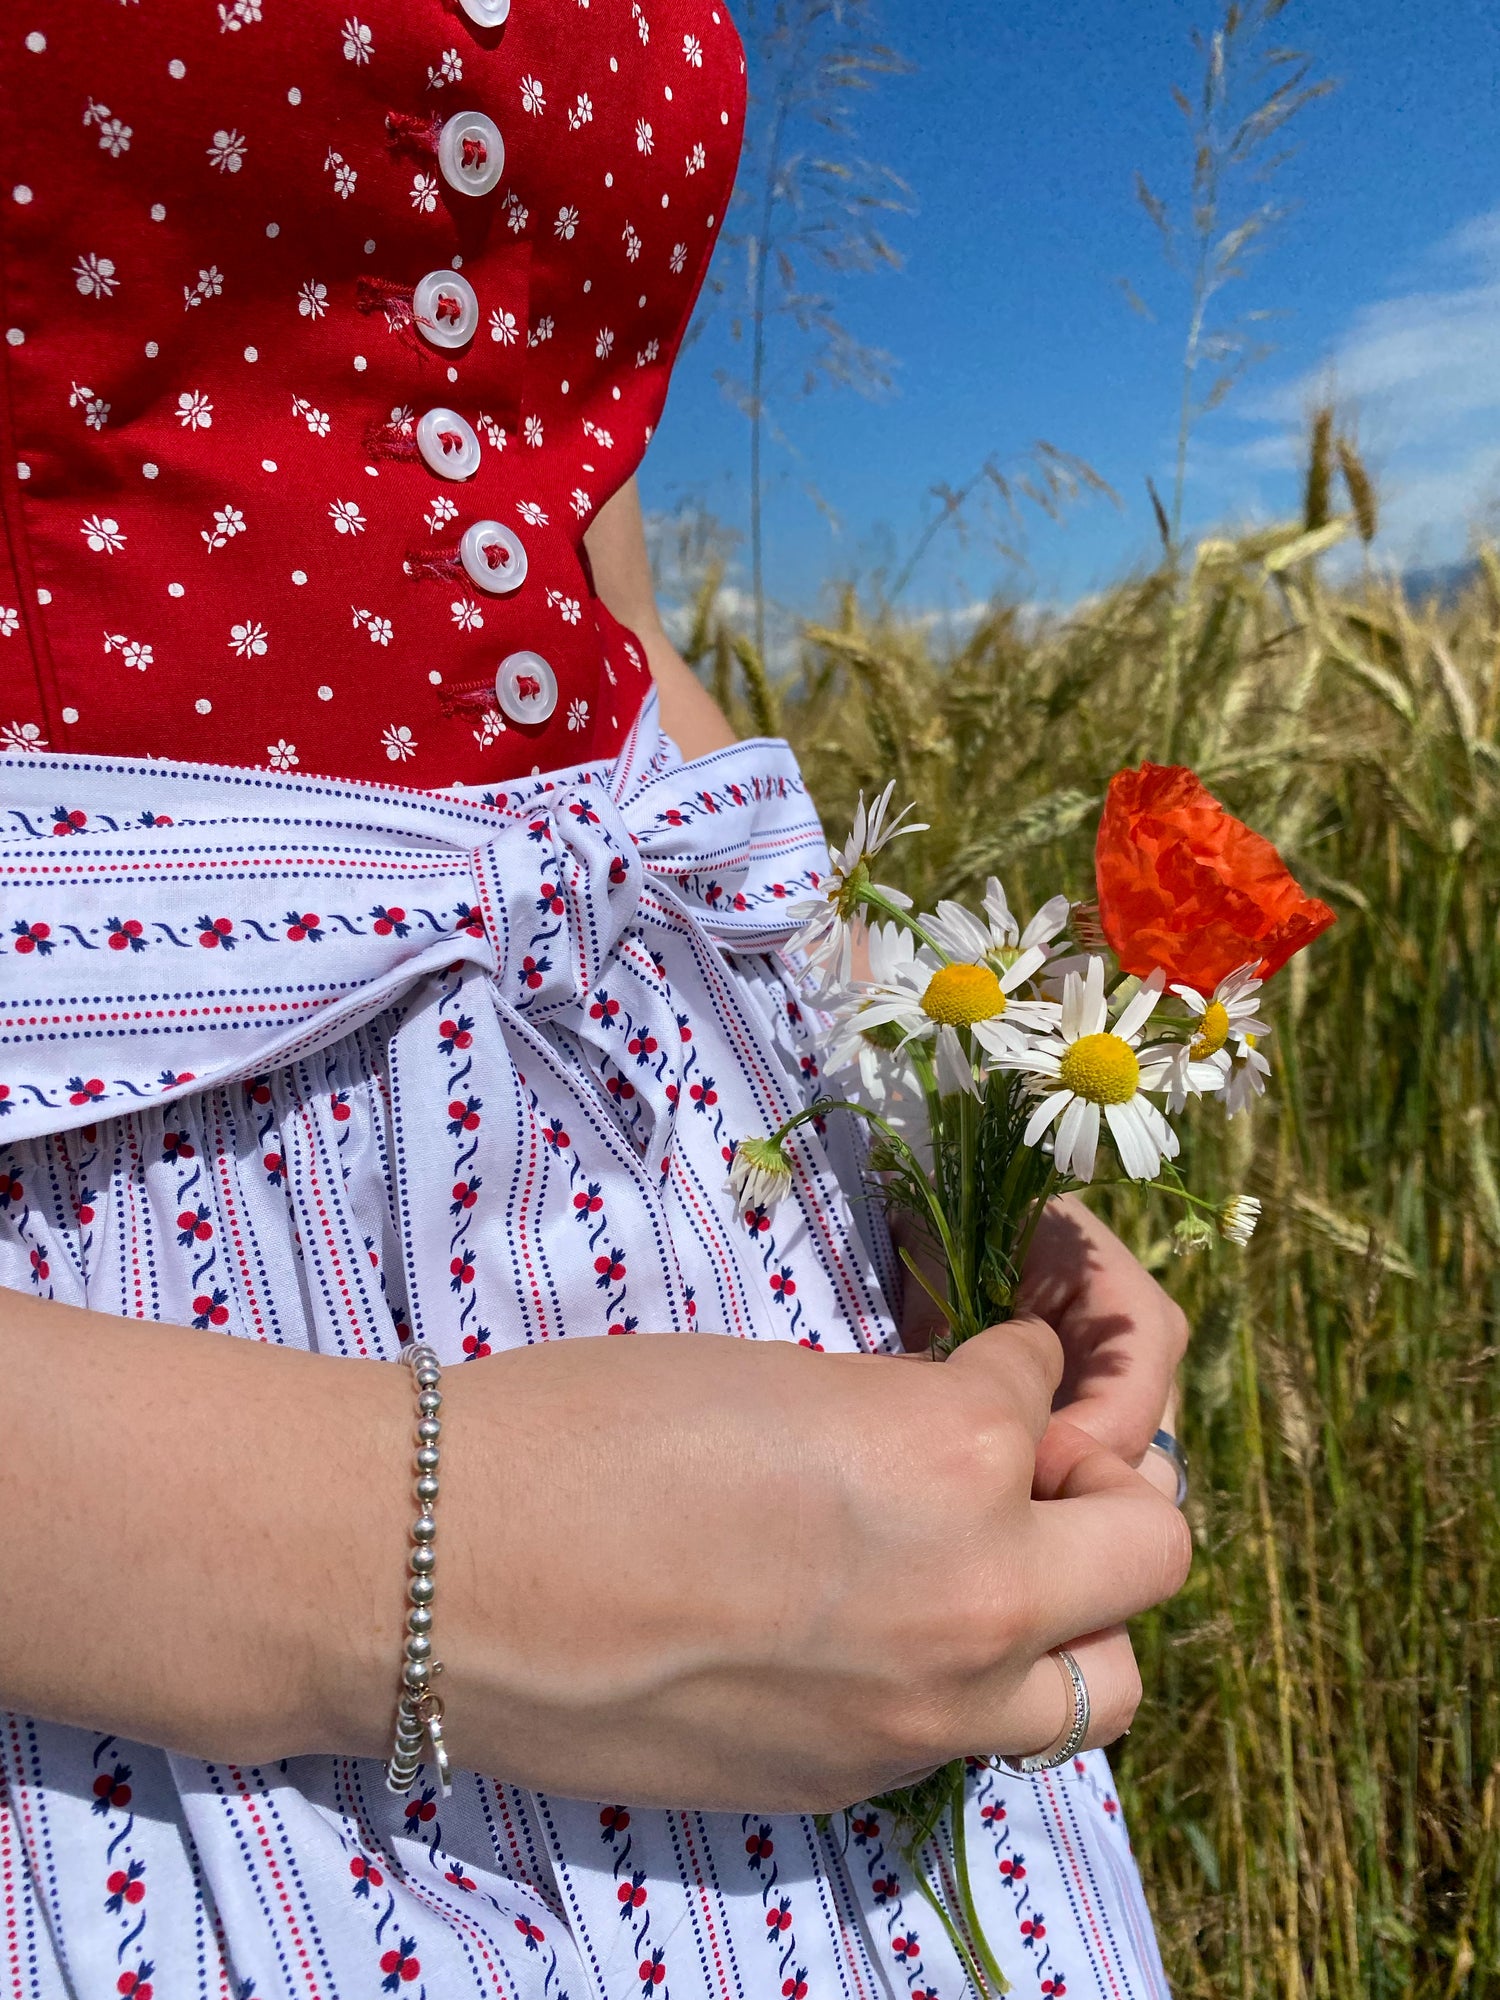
[380,1938,422,1988]
[349,1854,384,1897]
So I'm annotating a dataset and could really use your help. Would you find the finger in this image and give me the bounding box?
[944,1313,1065,1445]
[1136,1444,1182,1506]
[1021,1196,1189,1463]
[1025,1450,1193,1645]
[1032,1413,1109,1501]
[977,1626,1141,1761]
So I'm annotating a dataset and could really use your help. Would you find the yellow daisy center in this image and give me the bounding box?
[921,962,1006,1027]
[1058,1032,1140,1105]
[1189,999,1231,1061]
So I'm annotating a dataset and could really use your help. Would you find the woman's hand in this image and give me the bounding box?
[1,1292,1189,1815]
[897,1195,1188,1503]
[439,1319,1190,1810]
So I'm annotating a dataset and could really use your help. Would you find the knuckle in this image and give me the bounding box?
[873,1689,960,1770]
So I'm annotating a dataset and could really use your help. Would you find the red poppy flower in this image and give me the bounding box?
[1095,763,1335,995]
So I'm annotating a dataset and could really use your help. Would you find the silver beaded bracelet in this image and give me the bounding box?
[385,1342,453,1798]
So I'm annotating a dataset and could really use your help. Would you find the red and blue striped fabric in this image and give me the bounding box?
[0,697,1169,2000]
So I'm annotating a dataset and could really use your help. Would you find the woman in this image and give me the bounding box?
[0,5,1191,1997]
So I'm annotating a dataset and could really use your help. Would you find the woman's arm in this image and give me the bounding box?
[0,1286,1188,1809]
[584,474,737,759]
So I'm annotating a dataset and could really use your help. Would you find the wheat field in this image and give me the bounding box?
[683,504,1500,1997]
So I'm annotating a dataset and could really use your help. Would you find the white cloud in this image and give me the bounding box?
[1229,205,1500,560]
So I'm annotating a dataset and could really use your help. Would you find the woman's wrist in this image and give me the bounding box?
[0,1293,415,1765]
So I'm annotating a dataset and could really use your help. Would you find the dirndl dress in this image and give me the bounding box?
[0,698,1170,2000]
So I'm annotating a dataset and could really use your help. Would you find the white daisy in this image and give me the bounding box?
[1006,958,1180,1183]
[1165,963,1270,1112]
[789,781,927,990]
[828,921,1056,1066]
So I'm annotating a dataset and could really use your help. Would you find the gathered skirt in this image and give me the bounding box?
[0,696,1169,2000]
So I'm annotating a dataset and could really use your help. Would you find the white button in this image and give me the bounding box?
[412,269,478,350]
[459,0,511,22]
[461,520,527,595]
[416,407,482,480]
[496,650,557,726]
[437,111,504,197]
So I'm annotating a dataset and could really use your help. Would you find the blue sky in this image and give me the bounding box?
[641,0,1500,626]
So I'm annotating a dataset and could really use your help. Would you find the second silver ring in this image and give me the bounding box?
[998,1647,1090,1776]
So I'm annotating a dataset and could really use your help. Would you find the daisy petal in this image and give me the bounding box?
[1019,892,1071,951]
[1105,1098,1158,1181]
[1024,1089,1072,1147]
[999,944,1047,993]
[1065,1099,1101,1181]
[1115,966,1167,1042]
[981,876,1019,945]
[927,899,992,961]
[1079,955,1109,1037]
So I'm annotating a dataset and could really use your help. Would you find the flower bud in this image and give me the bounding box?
[1171,1215,1215,1257]
[1218,1193,1262,1247]
[728,1135,794,1215]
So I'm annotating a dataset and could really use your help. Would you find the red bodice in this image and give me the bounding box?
[0,0,744,783]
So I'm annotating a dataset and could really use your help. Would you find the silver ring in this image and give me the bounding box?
[1147,1426,1189,1509]
[998,1647,1090,1775]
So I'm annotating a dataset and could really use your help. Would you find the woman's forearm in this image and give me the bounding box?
[0,1293,413,1762]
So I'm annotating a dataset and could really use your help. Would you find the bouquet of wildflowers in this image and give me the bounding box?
[730,762,1333,1994]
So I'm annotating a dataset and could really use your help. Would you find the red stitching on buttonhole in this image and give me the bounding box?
[403,546,465,583]
[356,275,417,337]
[363,413,420,460]
[385,109,443,158]
[437,679,503,717]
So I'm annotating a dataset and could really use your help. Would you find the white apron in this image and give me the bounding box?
[0,697,1169,2000]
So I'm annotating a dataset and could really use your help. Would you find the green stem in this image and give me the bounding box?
[909,1871,993,2000]
[773,1098,978,1333]
[950,1796,1012,1994]
[856,883,950,961]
